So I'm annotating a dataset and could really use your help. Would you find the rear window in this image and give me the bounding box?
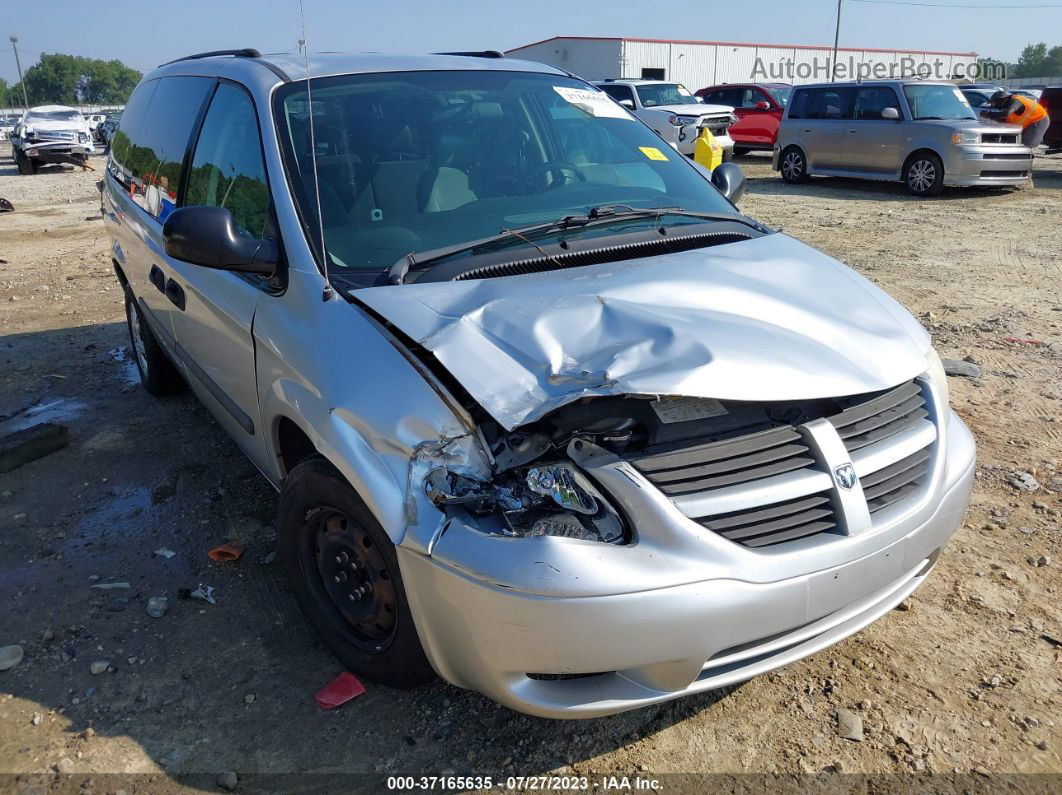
[806,88,853,120]
[110,76,214,220]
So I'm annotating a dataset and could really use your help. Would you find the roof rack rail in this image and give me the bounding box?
[436,50,505,59]
[160,48,262,67]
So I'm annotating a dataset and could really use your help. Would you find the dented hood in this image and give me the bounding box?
[353,233,930,430]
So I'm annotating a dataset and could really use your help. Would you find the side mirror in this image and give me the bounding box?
[620,99,635,109]
[753,101,770,111]
[711,161,746,204]
[163,206,278,275]
[881,107,900,120]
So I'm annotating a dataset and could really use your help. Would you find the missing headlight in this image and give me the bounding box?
[425,461,626,543]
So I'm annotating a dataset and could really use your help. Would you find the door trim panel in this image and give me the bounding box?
[175,341,256,435]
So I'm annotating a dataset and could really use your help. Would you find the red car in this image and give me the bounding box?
[1041,86,1061,153]
[696,83,792,154]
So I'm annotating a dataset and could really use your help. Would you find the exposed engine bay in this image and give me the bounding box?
[426,390,880,543]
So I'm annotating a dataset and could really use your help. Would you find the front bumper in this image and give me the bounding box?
[943,143,1032,186]
[23,142,95,161]
[400,411,976,718]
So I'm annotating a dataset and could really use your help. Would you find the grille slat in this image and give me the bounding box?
[741,520,837,548]
[656,455,816,495]
[632,427,802,472]
[716,507,835,540]
[860,448,932,490]
[831,382,928,452]
[704,494,831,530]
[648,443,811,483]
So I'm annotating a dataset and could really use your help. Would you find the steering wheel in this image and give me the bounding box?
[528,161,587,190]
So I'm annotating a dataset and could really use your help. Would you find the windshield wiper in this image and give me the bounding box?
[387,206,759,285]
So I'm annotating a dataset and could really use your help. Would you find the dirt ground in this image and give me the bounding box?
[1,148,1060,793]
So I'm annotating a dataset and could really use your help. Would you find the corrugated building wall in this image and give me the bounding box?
[507,37,978,89]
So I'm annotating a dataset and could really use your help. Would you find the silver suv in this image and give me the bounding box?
[773,80,1032,195]
[105,50,974,718]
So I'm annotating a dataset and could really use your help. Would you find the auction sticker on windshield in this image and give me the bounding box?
[554,86,632,119]
[651,396,729,423]
[639,146,669,161]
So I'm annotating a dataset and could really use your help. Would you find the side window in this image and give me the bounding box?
[185,83,272,239]
[853,87,901,120]
[127,76,214,220]
[109,79,158,188]
[739,89,761,108]
[807,88,853,119]
[788,89,810,119]
[699,90,722,105]
[599,84,635,105]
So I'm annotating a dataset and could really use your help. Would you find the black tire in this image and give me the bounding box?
[903,152,945,196]
[124,289,185,396]
[733,146,750,157]
[15,150,36,175]
[779,145,808,183]
[278,457,435,688]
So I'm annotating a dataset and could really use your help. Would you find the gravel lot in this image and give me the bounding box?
[1,150,1061,792]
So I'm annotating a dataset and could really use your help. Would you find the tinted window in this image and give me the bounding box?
[128,77,214,220]
[739,89,764,108]
[707,88,742,107]
[852,86,901,120]
[787,89,810,119]
[109,79,158,186]
[185,83,272,239]
[599,84,635,104]
[806,87,853,119]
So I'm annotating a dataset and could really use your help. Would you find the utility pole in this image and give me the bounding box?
[9,35,29,110]
[831,0,843,83]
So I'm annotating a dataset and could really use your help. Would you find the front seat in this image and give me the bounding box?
[417,129,477,213]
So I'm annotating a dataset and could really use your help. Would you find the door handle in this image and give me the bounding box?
[164,278,185,311]
[847,129,858,134]
[149,264,166,293]
[802,128,812,133]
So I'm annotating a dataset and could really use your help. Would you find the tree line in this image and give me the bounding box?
[0,53,142,108]
[980,43,1062,80]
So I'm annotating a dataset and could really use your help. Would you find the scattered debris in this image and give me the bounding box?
[154,547,176,559]
[208,542,245,562]
[1027,555,1051,568]
[217,771,239,791]
[90,582,130,590]
[836,707,864,742]
[31,712,42,726]
[182,584,216,605]
[244,693,256,705]
[942,358,982,379]
[895,598,913,612]
[315,672,366,709]
[0,422,70,474]
[146,597,169,618]
[89,661,109,675]
[1004,337,1045,346]
[1042,633,1062,648]
[1006,472,1040,493]
[0,645,25,671]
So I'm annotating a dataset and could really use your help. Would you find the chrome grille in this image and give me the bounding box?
[626,379,938,549]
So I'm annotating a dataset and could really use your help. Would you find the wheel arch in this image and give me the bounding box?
[902,147,944,173]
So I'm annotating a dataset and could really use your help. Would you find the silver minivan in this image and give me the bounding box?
[106,51,975,718]
[773,80,1032,195]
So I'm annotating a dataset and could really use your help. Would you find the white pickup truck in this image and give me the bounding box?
[11,105,95,174]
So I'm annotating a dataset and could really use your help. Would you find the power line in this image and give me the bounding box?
[849,0,1062,7]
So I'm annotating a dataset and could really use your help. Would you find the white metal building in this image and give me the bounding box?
[506,36,979,89]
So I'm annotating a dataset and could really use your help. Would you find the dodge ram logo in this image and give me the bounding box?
[834,463,858,490]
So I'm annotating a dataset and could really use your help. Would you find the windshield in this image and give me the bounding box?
[634,83,699,107]
[274,71,737,274]
[26,110,83,123]
[903,85,976,120]
[767,87,793,107]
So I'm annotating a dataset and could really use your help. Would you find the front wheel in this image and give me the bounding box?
[15,150,36,175]
[779,146,808,183]
[278,457,435,688]
[903,152,944,196]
